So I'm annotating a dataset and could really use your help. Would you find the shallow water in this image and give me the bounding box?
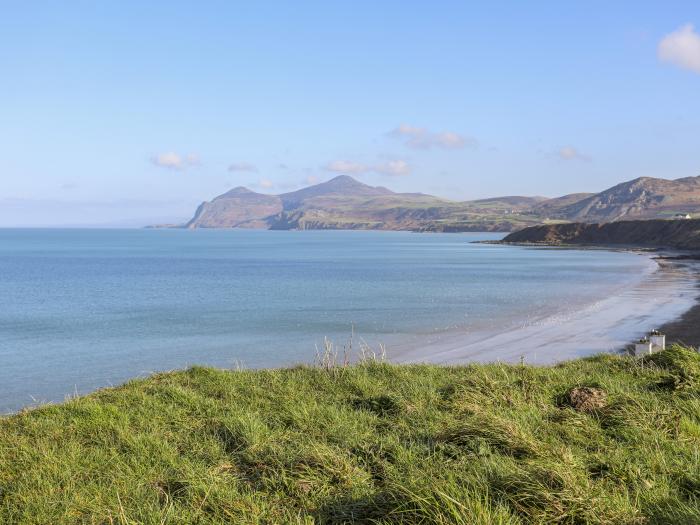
[0,229,692,412]
[395,258,698,365]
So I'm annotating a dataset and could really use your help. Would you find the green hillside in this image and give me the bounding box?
[1,347,699,524]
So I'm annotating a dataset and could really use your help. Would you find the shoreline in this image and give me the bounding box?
[494,241,700,349]
[657,259,700,348]
[390,253,700,365]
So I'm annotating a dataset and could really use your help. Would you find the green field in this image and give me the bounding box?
[1,347,699,524]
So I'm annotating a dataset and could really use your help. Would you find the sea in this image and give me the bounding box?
[0,228,696,412]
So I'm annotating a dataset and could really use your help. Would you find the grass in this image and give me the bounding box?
[1,346,699,524]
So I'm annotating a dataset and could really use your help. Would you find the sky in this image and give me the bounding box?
[1,1,699,226]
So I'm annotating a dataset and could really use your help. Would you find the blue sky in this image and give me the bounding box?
[1,1,699,226]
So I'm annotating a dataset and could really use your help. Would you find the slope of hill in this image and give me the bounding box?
[470,195,548,207]
[185,187,283,229]
[529,192,595,216]
[2,347,699,523]
[552,176,700,222]
[279,175,394,208]
[503,218,700,250]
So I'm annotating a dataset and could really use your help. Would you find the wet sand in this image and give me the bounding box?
[392,256,700,365]
[660,302,700,348]
[658,260,700,348]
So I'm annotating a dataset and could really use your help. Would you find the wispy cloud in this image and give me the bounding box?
[388,124,476,150]
[228,162,258,173]
[658,24,700,73]
[325,159,411,176]
[150,152,200,170]
[558,146,591,162]
[375,160,411,176]
[255,178,274,189]
[324,160,369,174]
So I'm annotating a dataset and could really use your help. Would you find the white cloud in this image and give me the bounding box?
[658,24,700,73]
[325,159,411,177]
[388,124,476,150]
[558,146,591,162]
[375,160,411,176]
[324,160,370,174]
[150,152,200,170]
[228,162,258,173]
[258,179,274,189]
[305,175,319,184]
[389,125,433,149]
[435,132,468,149]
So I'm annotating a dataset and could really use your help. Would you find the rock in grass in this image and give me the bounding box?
[566,386,607,412]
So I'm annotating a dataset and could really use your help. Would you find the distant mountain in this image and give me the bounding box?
[529,193,596,217]
[186,187,283,229]
[549,176,700,222]
[471,196,549,207]
[182,175,547,232]
[279,175,393,207]
[176,174,700,232]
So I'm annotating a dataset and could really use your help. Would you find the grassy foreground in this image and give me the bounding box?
[1,347,700,524]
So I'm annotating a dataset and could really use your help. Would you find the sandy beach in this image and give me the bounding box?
[393,254,700,365]
[657,259,700,348]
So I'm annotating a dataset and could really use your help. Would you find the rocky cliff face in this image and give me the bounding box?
[503,219,700,250]
[185,187,283,229]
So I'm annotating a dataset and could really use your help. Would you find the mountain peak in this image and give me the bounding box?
[319,175,381,191]
[279,175,394,205]
[328,174,357,183]
[214,186,257,200]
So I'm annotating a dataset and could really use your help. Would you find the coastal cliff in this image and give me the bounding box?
[503,218,700,250]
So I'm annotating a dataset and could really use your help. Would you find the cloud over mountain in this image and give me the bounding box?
[375,160,411,176]
[324,160,369,174]
[325,159,411,176]
[558,146,591,162]
[388,124,475,150]
[256,179,274,189]
[228,162,258,173]
[151,152,200,170]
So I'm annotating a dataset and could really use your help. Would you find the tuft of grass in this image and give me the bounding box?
[645,344,700,391]
[0,348,699,523]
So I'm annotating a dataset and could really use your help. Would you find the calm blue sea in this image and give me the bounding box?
[0,229,654,412]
